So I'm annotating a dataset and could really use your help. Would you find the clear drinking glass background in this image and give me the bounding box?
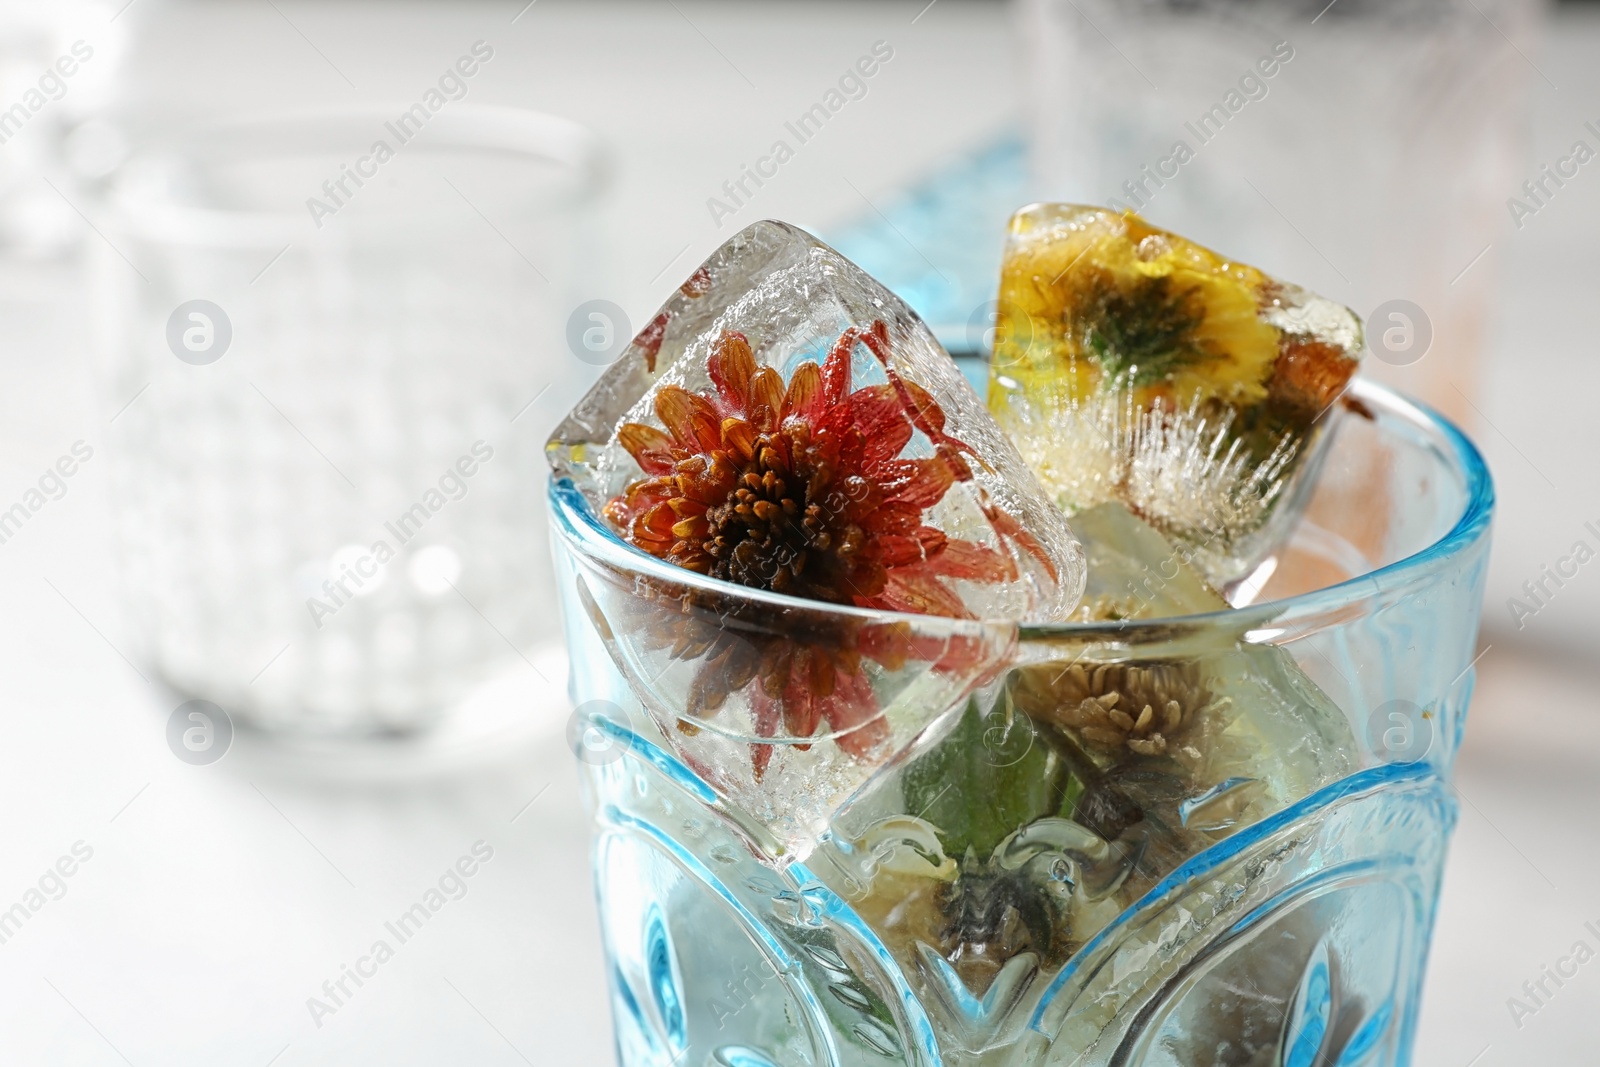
[552,378,1492,1065]
[1020,0,1542,427]
[92,106,601,740]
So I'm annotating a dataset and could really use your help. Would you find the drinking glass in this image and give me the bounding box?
[1019,0,1541,426]
[551,377,1492,1065]
[94,105,602,742]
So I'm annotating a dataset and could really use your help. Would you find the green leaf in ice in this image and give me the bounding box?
[902,693,1076,861]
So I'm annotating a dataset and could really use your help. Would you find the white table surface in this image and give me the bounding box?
[0,2,1596,1064]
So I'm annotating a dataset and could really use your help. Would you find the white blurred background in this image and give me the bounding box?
[0,1,1596,1063]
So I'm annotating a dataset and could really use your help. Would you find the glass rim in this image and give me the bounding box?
[549,377,1493,645]
[107,103,607,247]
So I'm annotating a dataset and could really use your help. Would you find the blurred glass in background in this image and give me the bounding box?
[0,0,126,257]
[1018,0,1543,425]
[90,106,601,749]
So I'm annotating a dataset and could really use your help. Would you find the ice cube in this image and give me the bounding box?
[550,220,1084,623]
[999,505,1357,917]
[806,503,1357,1022]
[1015,502,1357,824]
[562,559,1017,854]
[1063,501,1229,621]
[548,220,1087,854]
[988,204,1363,587]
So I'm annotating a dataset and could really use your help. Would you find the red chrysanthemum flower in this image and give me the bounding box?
[608,322,1016,611]
[604,321,1041,777]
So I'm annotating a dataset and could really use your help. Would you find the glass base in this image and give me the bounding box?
[183,645,568,783]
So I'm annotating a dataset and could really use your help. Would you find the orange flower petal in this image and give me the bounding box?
[748,366,784,431]
[655,385,712,445]
[823,669,887,759]
[922,537,1015,582]
[848,385,916,467]
[821,328,856,405]
[721,417,755,462]
[708,330,756,411]
[749,683,781,781]
[617,423,676,475]
[857,338,975,466]
[680,265,713,298]
[877,568,971,618]
[631,502,679,553]
[671,514,710,539]
[633,310,670,373]
[985,498,1059,582]
[604,477,669,527]
[781,656,822,739]
[782,361,822,422]
[689,410,723,453]
[874,526,947,568]
[878,457,957,511]
[900,379,946,437]
[869,500,924,535]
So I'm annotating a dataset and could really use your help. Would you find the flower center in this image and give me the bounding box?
[696,422,877,603]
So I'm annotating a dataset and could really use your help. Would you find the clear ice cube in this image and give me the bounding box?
[547,220,1088,854]
[988,203,1364,587]
[550,219,1084,623]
